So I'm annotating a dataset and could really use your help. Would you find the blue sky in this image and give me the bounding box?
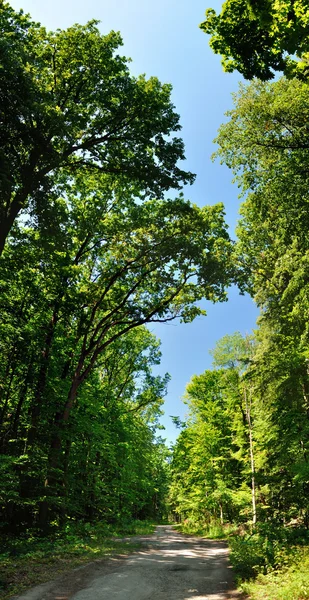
[10,0,259,443]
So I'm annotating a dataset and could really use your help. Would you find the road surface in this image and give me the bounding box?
[14,525,242,600]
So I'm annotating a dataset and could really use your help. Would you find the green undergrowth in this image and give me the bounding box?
[229,524,309,600]
[173,519,237,539]
[0,520,156,600]
[241,549,309,600]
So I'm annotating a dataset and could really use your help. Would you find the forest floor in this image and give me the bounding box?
[10,525,241,600]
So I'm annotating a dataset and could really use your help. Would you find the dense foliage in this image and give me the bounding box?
[170,330,309,526]
[0,2,195,254]
[200,0,309,79]
[0,4,234,534]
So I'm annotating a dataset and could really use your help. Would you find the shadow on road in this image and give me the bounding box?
[15,525,243,600]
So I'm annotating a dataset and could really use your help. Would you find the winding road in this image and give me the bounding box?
[15,526,242,600]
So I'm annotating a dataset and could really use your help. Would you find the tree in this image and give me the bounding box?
[0,305,170,527]
[200,0,309,80]
[59,327,169,524]
[0,4,237,533]
[247,323,309,525]
[0,3,194,254]
[213,77,309,525]
[214,77,309,339]
[212,333,258,525]
[169,341,254,525]
[0,166,234,528]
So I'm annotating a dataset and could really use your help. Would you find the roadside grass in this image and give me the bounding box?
[0,520,155,600]
[173,519,237,539]
[114,519,156,536]
[229,525,309,600]
[240,548,309,599]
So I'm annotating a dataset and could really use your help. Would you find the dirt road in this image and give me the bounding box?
[14,525,242,600]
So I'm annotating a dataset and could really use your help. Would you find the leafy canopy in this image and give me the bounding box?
[0,3,194,253]
[200,0,309,80]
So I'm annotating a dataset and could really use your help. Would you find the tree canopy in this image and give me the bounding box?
[2,9,309,593]
[200,0,309,79]
[0,2,194,255]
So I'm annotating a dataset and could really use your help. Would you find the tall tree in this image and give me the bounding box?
[169,336,256,525]
[214,77,309,341]
[213,77,309,525]
[0,3,194,254]
[0,170,234,528]
[211,333,258,525]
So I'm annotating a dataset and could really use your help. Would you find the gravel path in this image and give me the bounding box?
[13,525,242,600]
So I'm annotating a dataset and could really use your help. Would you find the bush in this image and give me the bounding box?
[229,524,309,580]
[175,519,237,539]
[241,548,309,600]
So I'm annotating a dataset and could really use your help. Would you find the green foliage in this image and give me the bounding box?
[169,333,258,526]
[0,4,234,535]
[200,0,309,80]
[0,184,232,528]
[213,76,309,526]
[230,527,309,599]
[231,529,289,579]
[169,22,309,600]
[241,549,309,600]
[174,519,237,539]
[0,2,195,253]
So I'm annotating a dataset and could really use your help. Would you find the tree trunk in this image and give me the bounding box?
[245,386,257,526]
[38,374,81,530]
[219,502,224,525]
[27,308,60,447]
[0,190,28,256]
[2,360,33,452]
[0,364,17,434]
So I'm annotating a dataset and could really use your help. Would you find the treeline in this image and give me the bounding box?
[171,0,309,528]
[170,74,309,529]
[170,4,309,596]
[0,3,234,532]
[170,329,309,527]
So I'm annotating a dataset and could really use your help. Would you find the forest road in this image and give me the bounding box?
[14,525,242,600]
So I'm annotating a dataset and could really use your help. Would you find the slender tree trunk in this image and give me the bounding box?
[219,502,224,525]
[1,360,34,454]
[245,386,257,525]
[28,238,91,448]
[49,375,80,462]
[11,362,33,441]
[59,438,72,526]
[0,188,30,256]
[0,364,17,433]
[86,450,101,521]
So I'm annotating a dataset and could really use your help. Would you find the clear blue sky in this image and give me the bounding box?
[10,0,259,443]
